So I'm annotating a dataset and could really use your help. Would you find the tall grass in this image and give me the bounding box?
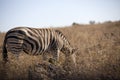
[0,21,120,80]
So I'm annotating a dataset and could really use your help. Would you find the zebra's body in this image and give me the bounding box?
[2,27,77,65]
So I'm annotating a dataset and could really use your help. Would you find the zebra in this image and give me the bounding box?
[2,27,77,65]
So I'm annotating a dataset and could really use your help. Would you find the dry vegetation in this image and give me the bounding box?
[0,21,120,80]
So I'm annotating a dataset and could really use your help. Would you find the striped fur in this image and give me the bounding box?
[2,27,77,64]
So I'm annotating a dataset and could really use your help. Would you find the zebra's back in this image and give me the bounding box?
[4,27,62,55]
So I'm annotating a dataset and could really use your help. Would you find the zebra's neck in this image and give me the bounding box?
[55,29,72,55]
[55,30,71,48]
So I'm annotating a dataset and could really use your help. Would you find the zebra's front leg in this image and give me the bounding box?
[55,49,60,63]
[49,49,60,65]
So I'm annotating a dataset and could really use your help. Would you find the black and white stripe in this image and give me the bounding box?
[2,27,77,64]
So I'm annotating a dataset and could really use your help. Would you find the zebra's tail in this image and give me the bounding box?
[2,34,8,63]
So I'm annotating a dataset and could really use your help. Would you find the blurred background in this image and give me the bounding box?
[0,0,120,32]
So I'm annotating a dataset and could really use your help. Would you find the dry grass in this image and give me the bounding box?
[0,21,120,80]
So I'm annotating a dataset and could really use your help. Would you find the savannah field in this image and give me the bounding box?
[0,21,120,80]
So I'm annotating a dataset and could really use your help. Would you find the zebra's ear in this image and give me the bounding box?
[72,48,78,54]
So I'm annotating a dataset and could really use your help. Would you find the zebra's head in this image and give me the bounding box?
[62,46,78,56]
[62,47,78,67]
